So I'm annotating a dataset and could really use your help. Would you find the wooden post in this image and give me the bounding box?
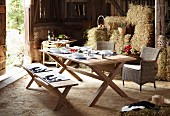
[109,0,126,16]
[24,0,33,63]
[155,0,166,48]
[91,0,97,25]
[0,0,6,75]
[30,0,35,61]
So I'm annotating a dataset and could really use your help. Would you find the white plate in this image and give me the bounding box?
[79,46,92,51]
[61,49,70,54]
[72,53,86,59]
[49,49,61,53]
[99,50,113,55]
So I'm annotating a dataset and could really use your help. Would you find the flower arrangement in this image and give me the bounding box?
[121,45,132,55]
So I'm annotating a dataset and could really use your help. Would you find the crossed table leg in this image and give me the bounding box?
[88,62,136,106]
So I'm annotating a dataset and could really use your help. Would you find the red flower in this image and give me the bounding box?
[124,45,132,54]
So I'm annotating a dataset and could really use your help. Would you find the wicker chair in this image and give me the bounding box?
[96,41,115,51]
[122,47,160,91]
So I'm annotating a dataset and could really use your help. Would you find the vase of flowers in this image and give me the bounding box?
[118,23,126,35]
[121,45,132,55]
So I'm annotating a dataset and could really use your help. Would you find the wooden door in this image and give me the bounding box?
[0,0,6,75]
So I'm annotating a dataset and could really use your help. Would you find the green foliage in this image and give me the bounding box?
[6,0,24,32]
[120,22,126,28]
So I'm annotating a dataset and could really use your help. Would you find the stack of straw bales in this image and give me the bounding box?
[85,4,170,81]
[126,4,154,25]
[85,27,107,49]
[127,4,154,52]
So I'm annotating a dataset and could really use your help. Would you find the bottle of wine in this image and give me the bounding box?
[51,31,55,41]
[47,30,51,42]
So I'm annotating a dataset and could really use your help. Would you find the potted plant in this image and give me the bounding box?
[118,22,126,35]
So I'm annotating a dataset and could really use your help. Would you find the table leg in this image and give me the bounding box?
[59,60,72,73]
[88,62,135,106]
[48,54,83,81]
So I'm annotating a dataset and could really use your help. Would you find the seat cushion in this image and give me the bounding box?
[124,64,141,70]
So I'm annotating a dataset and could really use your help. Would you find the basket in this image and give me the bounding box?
[97,15,105,29]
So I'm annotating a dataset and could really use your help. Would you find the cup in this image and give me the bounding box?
[102,54,105,59]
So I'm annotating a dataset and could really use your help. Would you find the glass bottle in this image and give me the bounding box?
[51,31,55,41]
[47,30,51,42]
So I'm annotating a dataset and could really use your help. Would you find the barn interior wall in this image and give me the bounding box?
[30,0,169,62]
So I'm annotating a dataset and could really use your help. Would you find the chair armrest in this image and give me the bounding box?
[140,60,156,71]
[125,56,142,65]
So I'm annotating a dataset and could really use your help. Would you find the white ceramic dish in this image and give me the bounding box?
[72,53,86,59]
[99,50,113,55]
[49,48,61,53]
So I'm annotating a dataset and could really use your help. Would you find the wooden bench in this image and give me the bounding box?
[22,63,78,111]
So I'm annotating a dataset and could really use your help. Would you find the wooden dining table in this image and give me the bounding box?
[40,49,136,107]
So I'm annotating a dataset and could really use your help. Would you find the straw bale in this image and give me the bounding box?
[126,4,154,25]
[131,24,153,52]
[166,46,170,63]
[166,66,170,81]
[0,45,6,62]
[134,24,154,35]
[110,30,125,53]
[166,46,170,81]
[104,16,126,35]
[131,35,153,52]
[156,48,167,80]
[85,27,107,49]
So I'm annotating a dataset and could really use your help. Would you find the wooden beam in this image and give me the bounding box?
[155,0,166,48]
[34,0,39,23]
[24,0,32,63]
[109,0,126,16]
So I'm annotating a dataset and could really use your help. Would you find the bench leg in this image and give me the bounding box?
[26,78,34,89]
[54,86,72,110]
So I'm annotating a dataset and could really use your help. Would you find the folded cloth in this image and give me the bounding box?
[121,101,159,112]
[75,57,87,60]
[30,67,52,73]
[40,74,70,83]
